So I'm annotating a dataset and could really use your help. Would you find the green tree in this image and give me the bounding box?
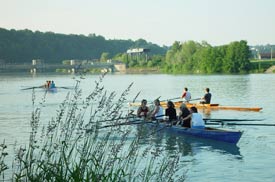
[100,52,110,62]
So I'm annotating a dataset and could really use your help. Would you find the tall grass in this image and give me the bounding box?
[0,74,185,181]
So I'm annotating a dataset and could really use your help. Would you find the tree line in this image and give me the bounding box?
[0,28,253,73]
[116,40,251,74]
[163,40,251,73]
[0,28,167,63]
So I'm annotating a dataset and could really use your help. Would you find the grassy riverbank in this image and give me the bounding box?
[250,59,275,73]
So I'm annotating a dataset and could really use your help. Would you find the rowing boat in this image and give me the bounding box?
[134,119,242,144]
[45,87,57,93]
[167,101,262,112]
[129,101,262,112]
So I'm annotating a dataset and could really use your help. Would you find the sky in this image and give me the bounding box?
[0,0,275,46]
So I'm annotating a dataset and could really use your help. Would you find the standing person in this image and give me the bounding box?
[165,101,177,123]
[181,106,205,129]
[151,99,164,120]
[177,103,191,127]
[181,87,191,102]
[137,99,149,118]
[201,88,211,104]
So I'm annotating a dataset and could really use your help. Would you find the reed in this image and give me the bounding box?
[0,74,185,181]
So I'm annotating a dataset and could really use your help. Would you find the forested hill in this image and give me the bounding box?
[0,28,167,63]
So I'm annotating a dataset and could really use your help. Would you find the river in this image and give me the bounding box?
[0,73,275,181]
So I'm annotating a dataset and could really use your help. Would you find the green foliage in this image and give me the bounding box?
[250,59,275,72]
[164,40,251,74]
[100,52,110,62]
[0,28,167,63]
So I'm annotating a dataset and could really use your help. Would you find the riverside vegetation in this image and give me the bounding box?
[0,74,185,182]
[1,28,273,74]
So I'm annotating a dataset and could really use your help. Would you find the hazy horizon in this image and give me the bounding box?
[1,0,275,46]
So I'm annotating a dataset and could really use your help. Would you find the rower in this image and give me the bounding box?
[137,99,149,118]
[50,81,56,88]
[200,88,212,104]
[150,99,164,121]
[165,101,177,124]
[181,87,191,103]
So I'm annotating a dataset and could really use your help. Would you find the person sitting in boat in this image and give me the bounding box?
[181,106,205,129]
[165,101,177,123]
[200,88,211,104]
[181,87,191,102]
[49,81,56,88]
[137,99,149,118]
[177,103,191,127]
[44,80,50,88]
[150,99,164,121]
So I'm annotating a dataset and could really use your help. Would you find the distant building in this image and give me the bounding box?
[258,52,275,59]
[126,48,150,54]
[127,48,150,62]
[32,59,44,65]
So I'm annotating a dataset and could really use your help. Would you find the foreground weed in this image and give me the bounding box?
[0,74,185,181]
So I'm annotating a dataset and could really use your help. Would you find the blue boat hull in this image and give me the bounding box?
[46,87,57,93]
[145,122,242,144]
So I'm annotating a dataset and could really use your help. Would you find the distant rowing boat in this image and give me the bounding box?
[44,87,57,93]
[129,101,262,112]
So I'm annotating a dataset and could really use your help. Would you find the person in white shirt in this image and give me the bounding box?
[181,87,191,102]
[180,106,205,129]
[150,99,164,120]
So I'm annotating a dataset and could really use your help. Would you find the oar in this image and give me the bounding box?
[160,97,181,102]
[93,116,136,123]
[186,98,202,102]
[57,86,74,89]
[21,86,43,90]
[226,123,275,126]
[203,118,265,122]
[160,97,201,102]
[205,122,275,126]
[93,119,151,130]
[92,114,165,130]
[147,96,161,105]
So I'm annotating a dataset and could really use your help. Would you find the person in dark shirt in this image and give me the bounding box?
[201,88,212,104]
[177,103,191,127]
[137,99,149,118]
[165,101,177,123]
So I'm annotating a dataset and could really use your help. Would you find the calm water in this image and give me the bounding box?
[1,73,275,181]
